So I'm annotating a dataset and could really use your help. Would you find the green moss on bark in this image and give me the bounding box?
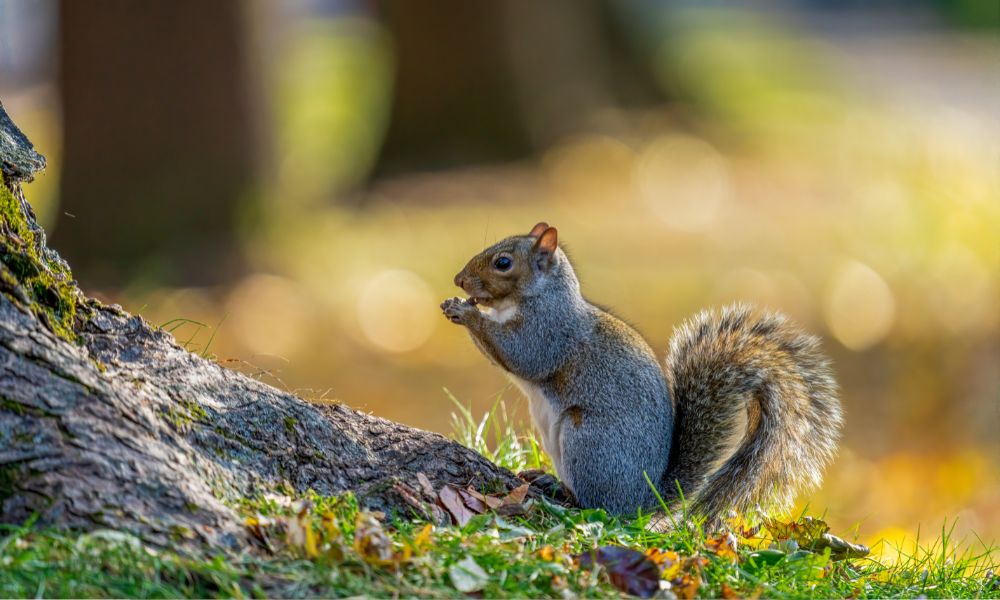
[0,174,80,342]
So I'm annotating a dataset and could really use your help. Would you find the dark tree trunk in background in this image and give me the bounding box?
[0,103,519,549]
[54,0,268,288]
[373,0,532,175]
[373,0,664,177]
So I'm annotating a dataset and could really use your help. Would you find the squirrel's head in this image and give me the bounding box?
[453,222,561,307]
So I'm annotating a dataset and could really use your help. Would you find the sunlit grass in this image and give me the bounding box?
[1,401,996,598]
[2,496,995,598]
[158,316,227,359]
[446,387,549,474]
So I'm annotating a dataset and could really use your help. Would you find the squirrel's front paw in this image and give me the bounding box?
[440,296,474,324]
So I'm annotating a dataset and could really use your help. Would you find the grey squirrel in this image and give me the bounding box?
[441,222,842,522]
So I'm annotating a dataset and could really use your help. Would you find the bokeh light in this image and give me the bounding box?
[225,274,316,358]
[824,260,896,351]
[635,134,731,232]
[356,269,437,353]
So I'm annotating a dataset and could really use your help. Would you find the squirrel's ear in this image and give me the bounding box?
[532,226,559,270]
[528,222,549,238]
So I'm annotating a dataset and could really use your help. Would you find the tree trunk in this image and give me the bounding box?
[0,101,519,549]
[372,0,665,177]
[53,0,268,288]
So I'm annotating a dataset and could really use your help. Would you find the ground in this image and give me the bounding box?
[1,403,996,599]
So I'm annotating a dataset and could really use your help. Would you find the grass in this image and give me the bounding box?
[446,387,550,474]
[158,315,228,358]
[1,400,996,599]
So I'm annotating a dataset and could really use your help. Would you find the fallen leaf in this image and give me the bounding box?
[320,511,340,541]
[354,511,405,566]
[538,545,556,561]
[394,482,427,513]
[464,487,503,509]
[670,555,709,599]
[495,502,529,517]
[578,546,661,598]
[705,532,739,562]
[645,548,681,579]
[811,532,870,560]
[456,487,489,513]
[303,519,319,558]
[410,523,434,554]
[450,555,489,593]
[438,485,477,526]
[502,483,530,505]
[683,555,710,572]
[416,472,435,497]
[762,515,868,560]
[245,515,274,550]
[551,575,568,591]
[414,523,434,544]
[285,512,309,554]
[672,573,700,600]
[320,511,346,561]
[762,515,829,547]
[494,516,536,539]
[727,513,763,540]
[747,549,787,568]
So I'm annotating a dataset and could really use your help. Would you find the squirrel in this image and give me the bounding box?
[441,222,843,523]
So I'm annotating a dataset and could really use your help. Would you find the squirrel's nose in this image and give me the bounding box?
[454,273,466,289]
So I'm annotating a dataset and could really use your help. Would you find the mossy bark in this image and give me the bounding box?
[0,101,520,549]
[0,175,81,342]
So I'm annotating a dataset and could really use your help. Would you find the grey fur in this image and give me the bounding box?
[444,229,842,523]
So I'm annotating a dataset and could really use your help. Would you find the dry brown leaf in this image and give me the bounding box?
[464,487,503,509]
[672,573,700,600]
[456,487,489,513]
[495,502,528,517]
[502,483,530,506]
[415,472,435,497]
[645,548,681,579]
[578,546,661,599]
[354,510,408,566]
[394,482,430,517]
[438,485,477,526]
[705,532,739,562]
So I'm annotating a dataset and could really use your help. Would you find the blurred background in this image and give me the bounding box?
[1,0,997,553]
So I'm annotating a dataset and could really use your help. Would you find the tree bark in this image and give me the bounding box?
[0,101,519,549]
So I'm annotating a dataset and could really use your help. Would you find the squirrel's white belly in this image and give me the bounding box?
[509,375,563,476]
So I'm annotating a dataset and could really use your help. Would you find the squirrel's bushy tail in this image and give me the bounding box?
[662,304,842,522]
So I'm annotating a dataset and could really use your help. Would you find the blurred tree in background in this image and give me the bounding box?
[373,0,664,175]
[54,0,268,287]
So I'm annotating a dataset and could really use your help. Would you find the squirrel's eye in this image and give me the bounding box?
[494,256,513,271]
